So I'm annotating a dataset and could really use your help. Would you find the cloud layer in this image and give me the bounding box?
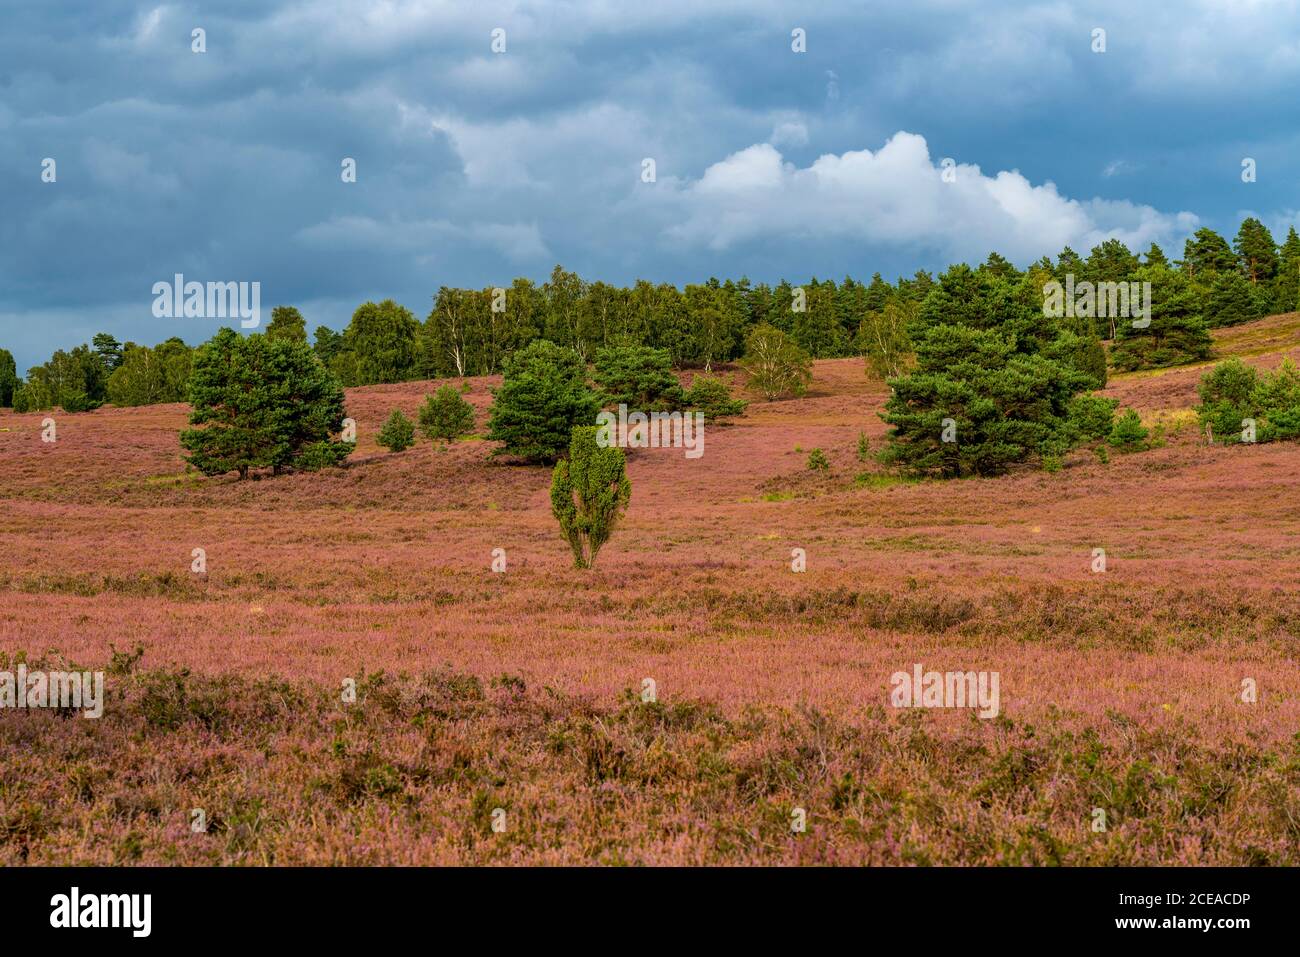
[2,1,1298,369]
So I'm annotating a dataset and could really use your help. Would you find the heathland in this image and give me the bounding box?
[1,314,1299,864]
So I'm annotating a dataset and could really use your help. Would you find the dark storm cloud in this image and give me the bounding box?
[2,0,1297,370]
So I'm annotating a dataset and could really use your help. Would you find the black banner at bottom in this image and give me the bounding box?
[1,866,1281,943]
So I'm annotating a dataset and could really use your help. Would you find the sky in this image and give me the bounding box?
[2,0,1299,372]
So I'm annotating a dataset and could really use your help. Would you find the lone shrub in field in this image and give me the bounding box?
[488,340,600,464]
[740,324,813,400]
[683,375,747,421]
[550,426,631,569]
[419,385,476,443]
[377,409,415,452]
[181,329,351,478]
[1108,409,1150,451]
[807,448,829,471]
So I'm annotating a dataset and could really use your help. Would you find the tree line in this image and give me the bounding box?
[3,217,1298,416]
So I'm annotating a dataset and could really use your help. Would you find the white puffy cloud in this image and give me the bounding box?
[659,131,1198,263]
[769,120,809,148]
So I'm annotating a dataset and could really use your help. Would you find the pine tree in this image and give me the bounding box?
[592,345,683,410]
[92,333,124,373]
[1196,358,1259,443]
[682,375,746,421]
[1055,246,1084,278]
[1084,239,1139,284]
[486,340,600,464]
[790,279,844,358]
[1233,217,1280,284]
[418,385,476,443]
[1205,270,1268,327]
[979,251,1021,283]
[1108,408,1149,451]
[1182,228,1237,279]
[377,409,415,452]
[313,326,344,366]
[881,324,1086,477]
[1110,268,1213,370]
[180,329,351,478]
[1270,227,1300,315]
[864,273,893,312]
[266,306,308,343]
[1143,243,1169,268]
[1281,226,1300,263]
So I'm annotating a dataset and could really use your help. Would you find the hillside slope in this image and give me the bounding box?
[2,313,1299,864]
